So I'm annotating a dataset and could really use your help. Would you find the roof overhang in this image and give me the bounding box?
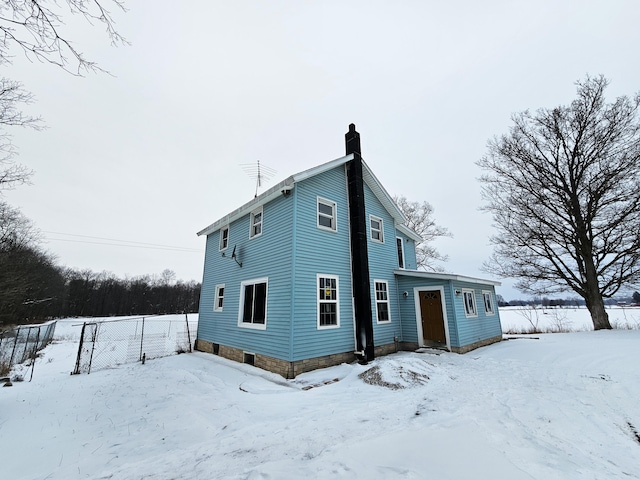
[197,153,422,241]
[394,269,502,286]
[396,224,423,243]
[196,175,295,237]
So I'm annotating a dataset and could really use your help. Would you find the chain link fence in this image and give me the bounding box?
[72,315,197,374]
[0,321,57,378]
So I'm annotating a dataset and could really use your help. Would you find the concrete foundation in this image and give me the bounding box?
[195,335,501,378]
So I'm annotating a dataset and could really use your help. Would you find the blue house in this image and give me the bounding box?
[195,125,502,378]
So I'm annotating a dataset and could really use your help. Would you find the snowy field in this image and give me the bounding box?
[2,309,640,480]
[500,305,640,333]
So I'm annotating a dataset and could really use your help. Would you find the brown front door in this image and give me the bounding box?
[419,290,446,344]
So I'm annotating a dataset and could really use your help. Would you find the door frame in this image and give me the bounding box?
[413,286,451,350]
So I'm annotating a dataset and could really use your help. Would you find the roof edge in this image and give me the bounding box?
[396,224,423,243]
[393,269,502,286]
[196,175,295,236]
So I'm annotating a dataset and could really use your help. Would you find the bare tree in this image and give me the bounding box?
[477,75,640,330]
[0,1,127,190]
[394,195,452,272]
[0,77,42,190]
[0,0,127,74]
[0,201,60,327]
[0,200,40,248]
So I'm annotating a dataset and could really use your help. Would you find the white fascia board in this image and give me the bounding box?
[361,162,406,224]
[196,152,414,239]
[197,176,295,237]
[197,154,358,237]
[292,154,354,182]
[393,269,502,286]
[396,224,423,243]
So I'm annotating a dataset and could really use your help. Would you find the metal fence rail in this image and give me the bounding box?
[72,315,197,374]
[0,321,57,378]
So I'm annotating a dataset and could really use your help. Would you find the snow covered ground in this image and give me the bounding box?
[2,309,640,479]
[500,305,640,333]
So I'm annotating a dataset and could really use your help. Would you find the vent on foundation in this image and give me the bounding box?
[243,352,255,366]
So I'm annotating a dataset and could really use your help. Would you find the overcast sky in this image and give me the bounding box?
[4,0,639,300]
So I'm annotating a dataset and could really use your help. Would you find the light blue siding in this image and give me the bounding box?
[450,282,502,347]
[198,194,295,360]
[395,275,501,349]
[363,182,403,345]
[395,276,457,346]
[290,165,355,361]
[396,232,417,271]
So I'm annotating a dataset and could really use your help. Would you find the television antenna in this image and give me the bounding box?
[240,160,277,198]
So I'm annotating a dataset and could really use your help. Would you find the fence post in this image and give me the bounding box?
[139,317,145,362]
[72,323,87,375]
[185,313,192,353]
[29,327,41,382]
[87,323,98,374]
[9,326,20,366]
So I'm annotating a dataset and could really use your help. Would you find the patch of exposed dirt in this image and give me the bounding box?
[359,364,430,390]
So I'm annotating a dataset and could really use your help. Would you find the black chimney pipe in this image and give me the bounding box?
[345,124,375,363]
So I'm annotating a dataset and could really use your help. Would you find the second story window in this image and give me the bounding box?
[370,215,384,243]
[396,237,405,269]
[317,197,337,231]
[219,227,229,251]
[250,207,263,238]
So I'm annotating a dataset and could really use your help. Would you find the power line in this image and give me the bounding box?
[43,231,202,253]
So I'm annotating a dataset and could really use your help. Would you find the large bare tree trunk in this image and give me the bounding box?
[584,285,612,330]
[581,241,613,330]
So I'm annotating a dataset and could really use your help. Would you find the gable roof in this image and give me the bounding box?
[197,154,423,243]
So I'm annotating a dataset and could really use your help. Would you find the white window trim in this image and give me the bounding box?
[396,236,405,269]
[238,277,268,330]
[214,284,225,312]
[374,279,391,324]
[463,289,478,318]
[249,207,263,239]
[317,274,340,329]
[370,215,384,243]
[219,227,229,251]
[317,196,337,232]
[483,290,495,315]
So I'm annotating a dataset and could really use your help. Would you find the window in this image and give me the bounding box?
[219,227,229,251]
[250,208,263,238]
[317,274,339,328]
[370,215,384,243]
[483,291,495,315]
[374,280,390,323]
[396,237,405,269]
[463,289,478,317]
[214,284,225,312]
[317,197,337,231]
[239,278,268,329]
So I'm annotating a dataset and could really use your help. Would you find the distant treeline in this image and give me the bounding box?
[0,241,200,328]
[498,294,640,308]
